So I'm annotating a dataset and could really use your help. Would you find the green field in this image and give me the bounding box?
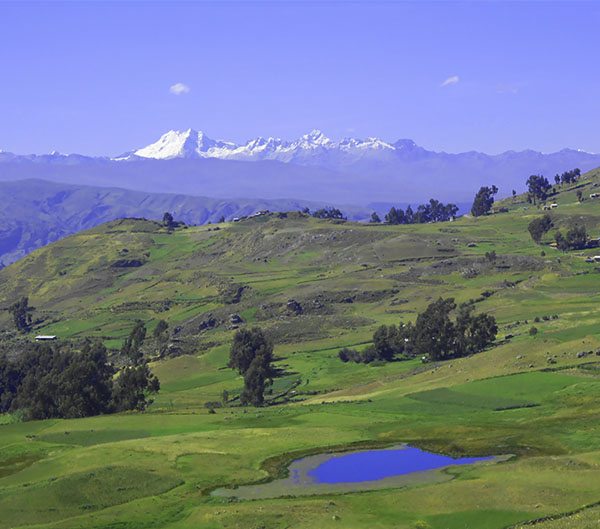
[1,168,600,528]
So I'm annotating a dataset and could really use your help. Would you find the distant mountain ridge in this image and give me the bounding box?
[1,130,600,204]
[129,128,599,172]
[129,128,413,168]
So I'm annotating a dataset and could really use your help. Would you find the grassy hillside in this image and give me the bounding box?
[0,178,371,266]
[1,167,600,528]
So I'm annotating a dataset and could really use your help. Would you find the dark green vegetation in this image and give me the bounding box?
[471,185,498,217]
[0,340,159,420]
[554,225,588,252]
[339,297,496,363]
[228,327,275,406]
[384,199,458,224]
[526,174,553,204]
[1,167,600,528]
[8,296,34,333]
[528,214,554,244]
[311,207,346,220]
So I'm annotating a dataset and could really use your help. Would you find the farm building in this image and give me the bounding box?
[35,335,57,341]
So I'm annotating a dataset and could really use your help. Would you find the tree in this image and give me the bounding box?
[526,175,551,204]
[412,298,457,362]
[218,215,225,223]
[566,225,587,250]
[560,168,580,185]
[121,320,146,365]
[228,327,274,375]
[528,214,553,244]
[372,325,399,361]
[370,323,413,361]
[8,297,35,333]
[485,250,497,263]
[554,174,560,185]
[153,320,169,342]
[152,320,169,357]
[162,212,174,227]
[443,203,459,221]
[240,355,273,407]
[471,185,498,217]
[229,327,275,407]
[454,304,497,357]
[512,190,517,197]
[312,208,345,220]
[9,342,116,420]
[576,190,583,202]
[111,364,160,412]
[554,231,569,252]
[1,340,160,420]
[0,352,24,412]
[370,212,381,223]
[384,200,457,225]
[385,206,406,225]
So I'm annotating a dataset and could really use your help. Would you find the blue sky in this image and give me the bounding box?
[1,1,599,156]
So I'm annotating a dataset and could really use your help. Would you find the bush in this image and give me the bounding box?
[529,327,538,336]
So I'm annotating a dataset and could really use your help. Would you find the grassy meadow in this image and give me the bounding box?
[1,168,600,528]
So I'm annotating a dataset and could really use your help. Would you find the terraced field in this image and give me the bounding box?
[1,167,600,528]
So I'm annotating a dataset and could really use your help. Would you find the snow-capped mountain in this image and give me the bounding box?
[134,129,237,160]
[2,129,600,207]
[130,128,401,166]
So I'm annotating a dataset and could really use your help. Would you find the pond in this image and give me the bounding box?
[304,445,493,484]
[212,445,509,500]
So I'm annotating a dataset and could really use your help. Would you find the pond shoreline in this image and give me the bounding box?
[211,445,513,500]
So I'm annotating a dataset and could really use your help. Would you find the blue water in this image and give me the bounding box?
[306,446,493,484]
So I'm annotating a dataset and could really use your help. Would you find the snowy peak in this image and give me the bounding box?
[135,129,195,159]
[299,129,331,147]
[132,129,414,162]
[134,129,237,159]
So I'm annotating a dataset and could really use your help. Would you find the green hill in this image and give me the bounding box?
[0,178,371,266]
[1,167,600,529]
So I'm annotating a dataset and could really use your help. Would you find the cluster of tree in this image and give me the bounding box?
[228,327,275,406]
[162,212,185,230]
[311,207,346,220]
[471,186,498,217]
[121,319,170,362]
[555,225,587,251]
[0,340,159,420]
[8,297,35,333]
[377,199,459,225]
[554,168,581,185]
[526,175,552,204]
[527,215,590,251]
[339,298,497,364]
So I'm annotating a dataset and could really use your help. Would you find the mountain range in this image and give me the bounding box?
[2,130,599,205]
